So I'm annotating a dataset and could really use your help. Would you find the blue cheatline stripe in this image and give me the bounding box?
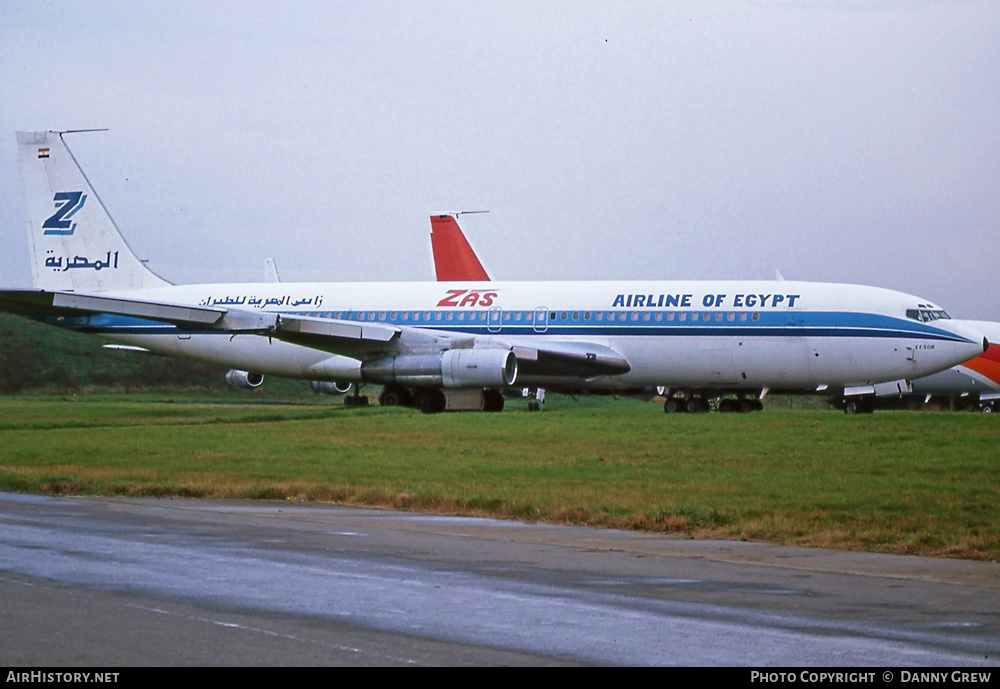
[39,308,973,343]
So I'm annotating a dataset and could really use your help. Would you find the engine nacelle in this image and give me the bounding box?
[224,369,264,390]
[309,380,353,396]
[361,349,517,388]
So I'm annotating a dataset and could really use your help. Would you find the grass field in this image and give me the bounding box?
[1,394,997,560]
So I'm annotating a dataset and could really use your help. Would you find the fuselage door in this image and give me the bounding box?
[488,307,502,333]
[533,307,549,333]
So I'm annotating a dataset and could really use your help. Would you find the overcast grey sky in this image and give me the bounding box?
[2,1,998,318]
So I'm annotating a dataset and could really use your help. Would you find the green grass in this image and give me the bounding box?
[1,396,998,560]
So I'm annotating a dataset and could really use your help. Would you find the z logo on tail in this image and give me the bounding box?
[42,191,87,235]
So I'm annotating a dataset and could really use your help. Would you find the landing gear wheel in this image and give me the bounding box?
[664,397,682,413]
[483,390,505,412]
[844,398,874,414]
[686,398,708,413]
[379,385,411,407]
[414,389,446,414]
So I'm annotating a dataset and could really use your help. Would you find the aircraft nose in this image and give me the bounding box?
[937,320,988,356]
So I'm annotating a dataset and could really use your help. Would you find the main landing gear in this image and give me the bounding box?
[378,384,412,408]
[843,397,875,414]
[663,395,763,413]
[343,386,369,407]
[375,384,504,414]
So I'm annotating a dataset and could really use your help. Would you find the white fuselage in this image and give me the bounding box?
[59,279,986,392]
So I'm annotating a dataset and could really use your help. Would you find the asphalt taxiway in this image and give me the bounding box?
[0,492,997,666]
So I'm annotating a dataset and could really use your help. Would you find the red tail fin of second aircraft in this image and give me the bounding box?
[430,215,490,281]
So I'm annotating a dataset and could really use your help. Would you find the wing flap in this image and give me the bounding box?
[268,313,401,359]
[276,313,397,343]
[52,292,226,326]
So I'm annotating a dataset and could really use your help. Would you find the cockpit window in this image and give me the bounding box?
[906,308,950,322]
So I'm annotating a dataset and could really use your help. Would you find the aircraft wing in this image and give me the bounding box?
[0,289,279,333]
[0,289,629,381]
[0,289,399,359]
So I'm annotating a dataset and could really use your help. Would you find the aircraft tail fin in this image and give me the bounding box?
[429,214,491,281]
[264,257,282,283]
[16,130,171,292]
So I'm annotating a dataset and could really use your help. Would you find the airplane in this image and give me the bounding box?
[0,129,988,414]
[431,213,1000,414]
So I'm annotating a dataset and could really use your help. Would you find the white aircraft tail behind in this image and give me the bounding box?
[16,130,170,292]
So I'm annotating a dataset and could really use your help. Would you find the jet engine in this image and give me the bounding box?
[361,349,517,388]
[309,380,353,396]
[224,369,264,390]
